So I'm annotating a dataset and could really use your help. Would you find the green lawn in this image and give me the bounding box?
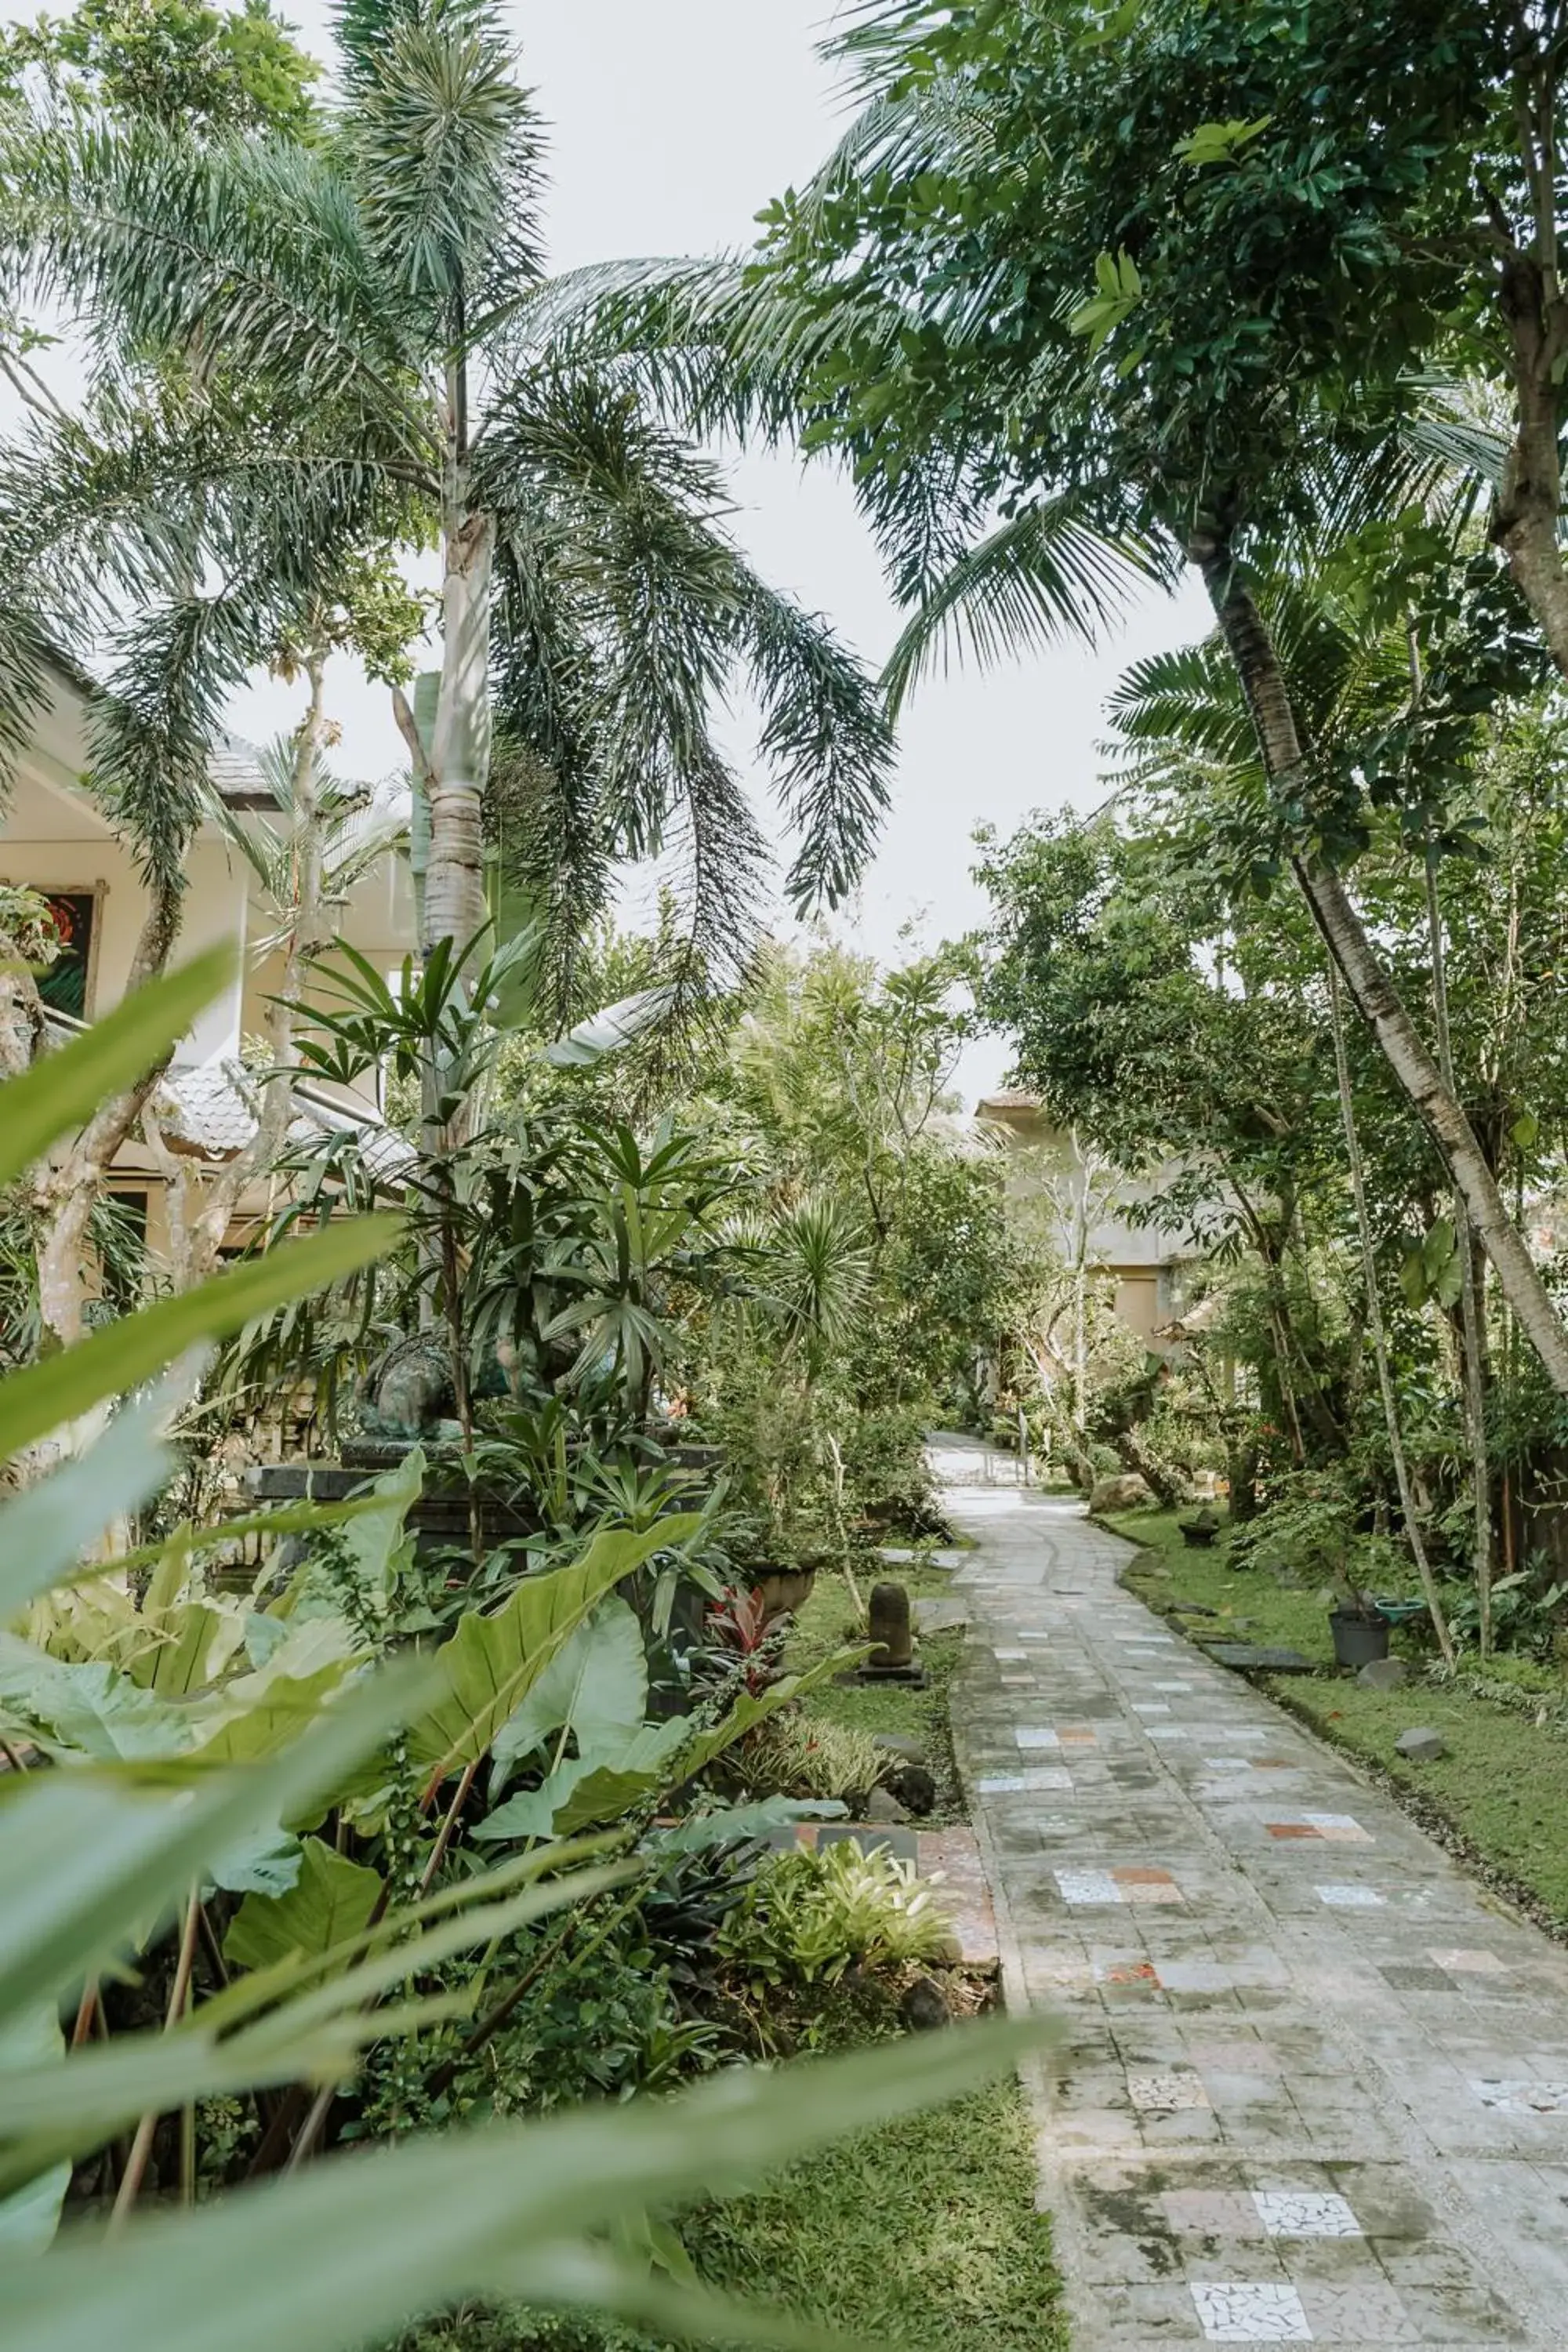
[1112,1508,1568,1929]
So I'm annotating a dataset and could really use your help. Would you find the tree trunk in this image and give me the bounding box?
[1327,966,1454,1664]
[1424,844,1494,1655]
[425,504,494,957]
[1192,532,1568,1398]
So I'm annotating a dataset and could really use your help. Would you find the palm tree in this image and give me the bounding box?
[532,7,1568,1398]
[0,0,892,1007]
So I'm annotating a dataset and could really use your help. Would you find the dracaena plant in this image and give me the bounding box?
[0,951,1028,2348]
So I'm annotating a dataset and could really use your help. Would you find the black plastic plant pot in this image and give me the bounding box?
[1328,1609,1390,1669]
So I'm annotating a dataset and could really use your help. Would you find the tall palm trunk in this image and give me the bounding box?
[424,360,494,960]
[1423,844,1494,1654]
[1191,529,1568,1397]
[1327,966,1454,1664]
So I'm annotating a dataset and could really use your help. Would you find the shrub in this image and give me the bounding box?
[717,1842,957,1992]
[738,1711,888,1802]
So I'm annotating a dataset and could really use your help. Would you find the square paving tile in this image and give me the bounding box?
[1164,2188,1264,2238]
[1055,1868,1124,1906]
[1432,1947,1508,1974]
[1128,2068,1210,2110]
[1315,1883,1385,1907]
[1252,2190,1361,2237]
[1015,1727,1061,1750]
[1189,2281,1312,2340]
[1471,2077,1568,2113]
[1116,1865,1185,1904]
[1380,1964,1453,1992]
[1294,2278,1420,2340]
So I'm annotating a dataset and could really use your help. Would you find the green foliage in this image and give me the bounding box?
[717,1842,958,1994]
[735,1711,889,1805]
[0,0,321,133]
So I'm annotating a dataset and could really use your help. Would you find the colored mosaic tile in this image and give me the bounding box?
[1267,1823,1322,1840]
[1252,2189,1361,2238]
[1471,2078,1568,2114]
[1115,1865,1185,1904]
[1096,1958,1160,1986]
[1127,2069,1210,2111]
[1431,1947,1507,1974]
[1189,2281,1312,2340]
[1055,1868,1123,1906]
[1015,1727,1061,1750]
[1058,1726,1098,1745]
[1301,1811,1372,1842]
[993,1647,1030,1661]
[1132,1703,1172,1717]
[1154,1679,1195,1692]
[1315,1884,1385,1907]
[1203,1758,1255,1772]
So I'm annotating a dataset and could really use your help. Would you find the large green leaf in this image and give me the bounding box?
[224,1838,383,1978]
[0,1218,402,1465]
[0,1662,429,2031]
[1,2015,1040,2352]
[408,1519,699,1779]
[476,1717,691,1845]
[0,2008,68,2256]
[0,1393,172,1623]
[0,1637,194,1760]
[489,1595,647,1792]
[0,946,232,1192]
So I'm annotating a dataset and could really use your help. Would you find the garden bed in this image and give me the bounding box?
[1113,1508,1568,1935]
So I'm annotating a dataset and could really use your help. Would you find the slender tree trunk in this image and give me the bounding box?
[425,499,494,958]
[1191,532,1568,1397]
[1327,967,1454,1664]
[1424,844,1494,1655]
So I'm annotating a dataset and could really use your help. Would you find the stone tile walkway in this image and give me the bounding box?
[932,1443,1568,2350]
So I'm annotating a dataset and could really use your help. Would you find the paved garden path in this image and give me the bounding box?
[931,1441,1568,2350]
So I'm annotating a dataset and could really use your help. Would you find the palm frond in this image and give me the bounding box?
[347,7,546,334]
[732,576,892,914]
[882,495,1175,718]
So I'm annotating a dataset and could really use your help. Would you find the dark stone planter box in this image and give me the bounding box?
[243,1460,536,1557]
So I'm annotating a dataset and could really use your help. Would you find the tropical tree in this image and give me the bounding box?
[554,0,1568,1392]
[0,0,892,999]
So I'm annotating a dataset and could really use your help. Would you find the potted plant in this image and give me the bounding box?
[1327,1577,1391,1669]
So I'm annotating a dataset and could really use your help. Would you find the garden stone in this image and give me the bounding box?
[865,1786,911,1824]
[1358,1657,1408,1690]
[868,1581,915,1670]
[873,1733,927,1764]
[1088,1472,1153,1515]
[885,1762,937,1817]
[901,1976,950,2031]
[1396,1726,1447,1762]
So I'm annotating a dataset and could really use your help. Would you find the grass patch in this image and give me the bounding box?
[782,1555,967,1822]
[407,2014,1063,2352]
[1113,1508,1568,1932]
[668,2073,1065,2352]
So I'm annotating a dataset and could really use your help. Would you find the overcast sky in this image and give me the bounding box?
[7,0,1211,1095]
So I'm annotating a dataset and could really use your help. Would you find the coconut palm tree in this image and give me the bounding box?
[0,0,892,1007]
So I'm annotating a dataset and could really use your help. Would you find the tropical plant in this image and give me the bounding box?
[0,956,1026,2339]
[716,1841,957,1994]
[0,0,893,1020]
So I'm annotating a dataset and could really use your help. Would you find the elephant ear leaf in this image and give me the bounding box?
[409,1519,698,1780]
[224,1837,383,1976]
[0,2006,69,2255]
[489,1597,647,1794]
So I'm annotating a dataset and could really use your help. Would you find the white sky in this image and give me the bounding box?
[5,0,1211,1097]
